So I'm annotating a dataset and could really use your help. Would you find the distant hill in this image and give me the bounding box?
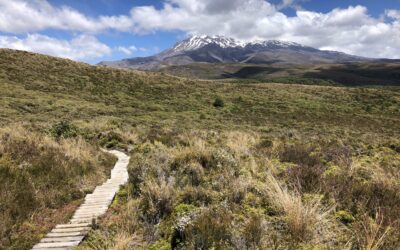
[158,62,400,86]
[99,35,375,69]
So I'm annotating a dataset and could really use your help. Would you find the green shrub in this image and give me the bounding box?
[173,203,197,216]
[184,207,233,249]
[97,131,124,149]
[213,97,225,108]
[179,186,215,206]
[48,121,78,140]
[257,139,274,149]
[334,210,355,225]
[149,239,170,250]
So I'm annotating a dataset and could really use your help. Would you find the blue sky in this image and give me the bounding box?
[0,0,399,63]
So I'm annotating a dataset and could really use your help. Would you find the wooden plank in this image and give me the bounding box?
[69,218,93,223]
[72,215,99,220]
[94,188,119,192]
[85,194,115,198]
[56,223,90,229]
[83,198,113,201]
[33,241,81,248]
[46,231,87,237]
[75,207,107,211]
[92,189,117,193]
[75,208,107,213]
[34,248,73,250]
[83,200,113,203]
[51,227,90,233]
[83,201,112,205]
[85,195,114,198]
[84,197,113,200]
[79,202,110,205]
[73,211,106,216]
[73,214,104,218]
[71,214,101,219]
[74,209,107,214]
[40,236,85,243]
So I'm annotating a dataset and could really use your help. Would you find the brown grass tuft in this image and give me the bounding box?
[265,172,333,242]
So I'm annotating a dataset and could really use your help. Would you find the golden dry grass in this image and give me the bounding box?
[265,172,333,242]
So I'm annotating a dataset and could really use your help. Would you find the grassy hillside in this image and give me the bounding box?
[1,49,400,249]
[1,49,399,136]
[159,62,400,86]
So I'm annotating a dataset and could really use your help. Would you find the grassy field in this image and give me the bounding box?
[1,49,400,249]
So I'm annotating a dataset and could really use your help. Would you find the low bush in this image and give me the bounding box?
[48,121,78,140]
[213,97,225,108]
[138,179,175,224]
[335,210,355,225]
[97,131,125,149]
[184,207,233,249]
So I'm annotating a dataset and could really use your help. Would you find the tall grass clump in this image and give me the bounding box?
[265,173,333,243]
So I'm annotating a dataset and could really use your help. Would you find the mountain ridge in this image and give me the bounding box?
[98,35,373,69]
[170,35,305,52]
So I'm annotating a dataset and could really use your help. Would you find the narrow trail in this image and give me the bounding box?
[32,150,130,250]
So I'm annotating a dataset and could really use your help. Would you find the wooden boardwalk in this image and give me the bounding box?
[32,150,130,250]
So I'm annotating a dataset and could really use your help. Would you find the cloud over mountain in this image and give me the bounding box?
[127,1,400,59]
[0,0,399,60]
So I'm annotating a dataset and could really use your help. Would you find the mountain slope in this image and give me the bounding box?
[99,35,371,69]
[158,62,400,86]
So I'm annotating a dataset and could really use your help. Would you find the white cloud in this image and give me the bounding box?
[126,1,400,58]
[116,45,137,55]
[0,34,112,61]
[0,0,104,33]
[277,0,304,11]
[386,9,400,20]
[0,0,399,59]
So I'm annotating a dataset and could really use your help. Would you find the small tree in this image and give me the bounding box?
[213,97,224,108]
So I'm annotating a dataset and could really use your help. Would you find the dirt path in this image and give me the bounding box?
[32,150,130,250]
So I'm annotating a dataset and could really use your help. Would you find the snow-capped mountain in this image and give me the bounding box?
[172,36,304,52]
[172,35,246,52]
[98,35,370,69]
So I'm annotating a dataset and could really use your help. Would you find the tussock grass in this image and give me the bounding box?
[353,211,393,250]
[265,172,333,242]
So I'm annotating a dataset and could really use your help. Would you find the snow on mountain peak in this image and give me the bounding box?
[172,35,245,52]
[172,35,303,52]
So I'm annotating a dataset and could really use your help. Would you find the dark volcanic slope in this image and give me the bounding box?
[99,35,372,70]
